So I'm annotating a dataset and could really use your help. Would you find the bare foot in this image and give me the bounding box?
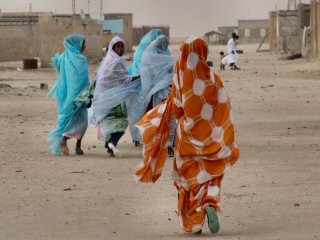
[61,141,69,156]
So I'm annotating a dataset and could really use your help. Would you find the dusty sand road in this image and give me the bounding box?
[0,44,320,240]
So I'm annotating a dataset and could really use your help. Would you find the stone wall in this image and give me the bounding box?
[37,14,102,67]
[0,13,41,62]
[0,12,135,67]
[269,11,300,54]
[269,5,311,55]
[238,19,269,44]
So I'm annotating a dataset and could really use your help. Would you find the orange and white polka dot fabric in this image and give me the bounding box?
[135,37,239,233]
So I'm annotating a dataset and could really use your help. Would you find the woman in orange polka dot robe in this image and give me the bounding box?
[135,37,240,234]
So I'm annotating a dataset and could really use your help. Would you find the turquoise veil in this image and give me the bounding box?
[128,29,169,76]
[48,34,89,155]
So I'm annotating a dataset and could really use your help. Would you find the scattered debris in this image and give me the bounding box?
[0,84,12,89]
[261,84,275,89]
[279,53,303,60]
[68,171,85,174]
[40,83,48,90]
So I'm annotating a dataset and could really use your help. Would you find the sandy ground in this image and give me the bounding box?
[0,44,320,240]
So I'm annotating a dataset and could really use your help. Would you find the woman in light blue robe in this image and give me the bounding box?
[127,35,176,154]
[48,34,89,156]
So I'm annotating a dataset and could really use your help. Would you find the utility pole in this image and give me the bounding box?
[100,0,103,22]
[29,3,32,12]
[88,0,90,15]
[72,0,76,15]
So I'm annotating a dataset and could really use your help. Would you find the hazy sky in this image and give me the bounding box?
[0,0,310,37]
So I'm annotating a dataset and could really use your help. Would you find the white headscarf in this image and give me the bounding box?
[94,36,132,96]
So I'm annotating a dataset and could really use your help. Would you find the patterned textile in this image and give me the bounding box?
[135,37,239,233]
[98,103,128,142]
[73,81,96,109]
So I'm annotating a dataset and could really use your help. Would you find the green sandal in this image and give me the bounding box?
[207,207,220,234]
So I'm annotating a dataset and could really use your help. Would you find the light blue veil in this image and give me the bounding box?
[48,34,89,155]
[127,35,174,141]
[128,29,170,76]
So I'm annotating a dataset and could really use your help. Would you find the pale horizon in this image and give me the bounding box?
[0,0,311,37]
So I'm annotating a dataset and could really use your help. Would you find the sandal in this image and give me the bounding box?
[108,143,121,158]
[207,207,220,234]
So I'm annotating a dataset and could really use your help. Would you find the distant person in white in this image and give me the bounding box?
[221,32,240,70]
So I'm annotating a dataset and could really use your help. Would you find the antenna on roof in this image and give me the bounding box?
[100,0,103,23]
[89,0,104,22]
[72,0,76,15]
[287,0,297,10]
